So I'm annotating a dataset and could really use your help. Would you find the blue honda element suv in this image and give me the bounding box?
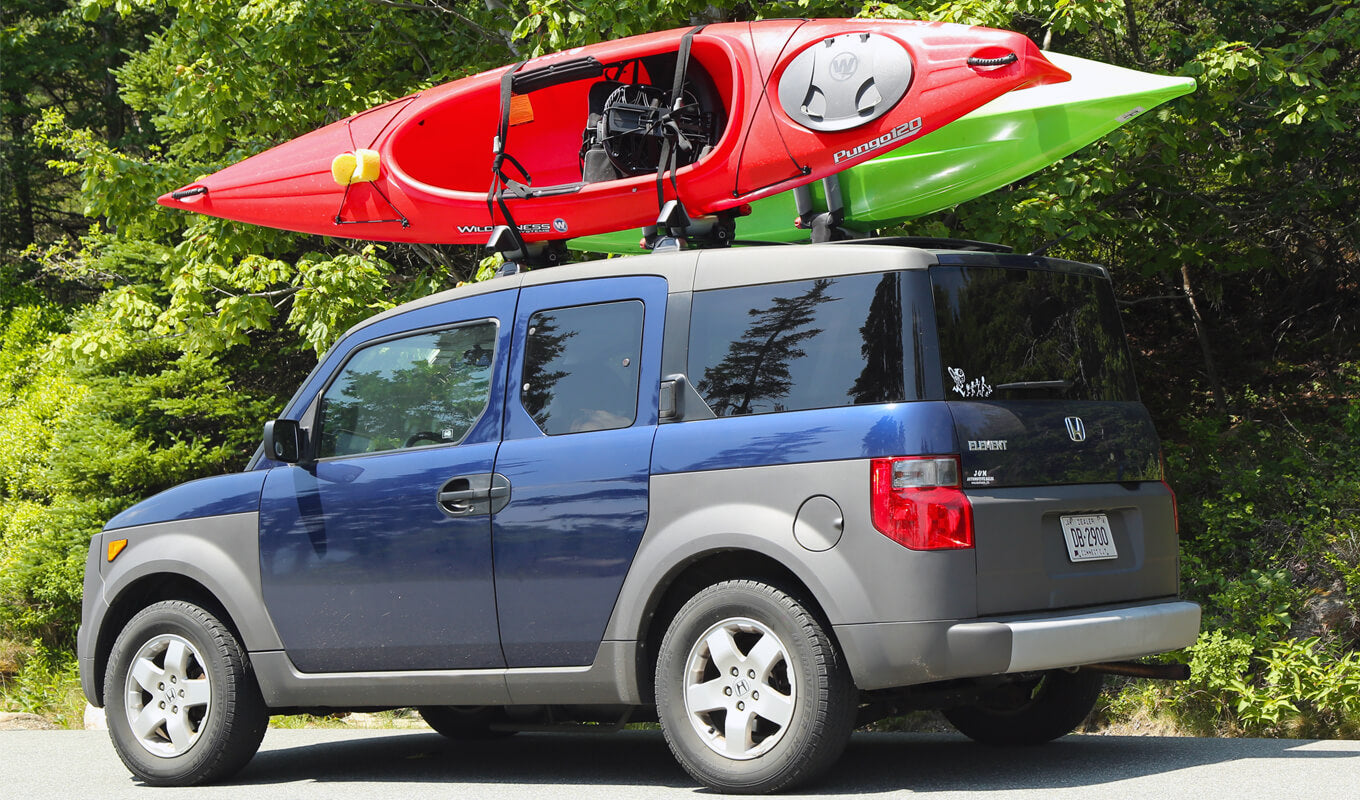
[79,239,1199,792]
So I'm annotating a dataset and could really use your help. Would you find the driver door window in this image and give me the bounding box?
[315,321,497,459]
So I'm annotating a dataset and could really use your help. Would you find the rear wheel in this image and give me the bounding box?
[104,600,268,785]
[944,669,1103,745]
[655,580,857,794]
[416,705,515,739]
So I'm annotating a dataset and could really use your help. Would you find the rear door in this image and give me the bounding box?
[492,276,667,667]
[929,258,1177,614]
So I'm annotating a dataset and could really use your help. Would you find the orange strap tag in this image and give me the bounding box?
[509,94,534,126]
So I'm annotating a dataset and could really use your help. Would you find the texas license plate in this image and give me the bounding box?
[1061,514,1118,562]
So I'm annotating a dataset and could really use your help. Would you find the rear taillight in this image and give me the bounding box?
[1162,480,1179,534]
[870,456,974,550]
[1159,450,1179,533]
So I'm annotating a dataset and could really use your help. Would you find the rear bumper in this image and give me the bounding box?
[835,599,1200,691]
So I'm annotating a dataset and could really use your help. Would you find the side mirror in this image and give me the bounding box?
[262,419,305,464]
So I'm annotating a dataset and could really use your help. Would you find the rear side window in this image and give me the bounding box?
[931,266,1138,402]
[522,300,644,435]
[688,273,905,416]
[316,321,497,458]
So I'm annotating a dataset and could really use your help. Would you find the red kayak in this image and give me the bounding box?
[159,19,1068,245]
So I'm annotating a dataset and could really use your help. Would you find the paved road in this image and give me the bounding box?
[3,729,1358,799]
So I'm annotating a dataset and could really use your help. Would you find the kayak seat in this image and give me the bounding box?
[582,147,618,184]
[600,83,707,177]
[581,80,626,184]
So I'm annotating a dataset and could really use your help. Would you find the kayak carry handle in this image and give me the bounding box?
[511,57,605,95]
[170,186,208,200]
[967,53,1018,68]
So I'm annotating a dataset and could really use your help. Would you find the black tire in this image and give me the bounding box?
[655,580,857,794]
[943,668,1104,746]
[104,600,269,785]
[416,705,515,739]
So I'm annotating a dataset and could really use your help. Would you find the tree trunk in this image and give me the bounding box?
[1180,263,1227,410]
[5,88,35,247]
[103,19,125,144]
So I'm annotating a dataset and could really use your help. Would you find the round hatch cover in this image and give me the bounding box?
[777,32,914,132]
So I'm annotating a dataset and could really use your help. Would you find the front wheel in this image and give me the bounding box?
[943,668,1103,746]
[655,580,857,794]
[104,600,269,785]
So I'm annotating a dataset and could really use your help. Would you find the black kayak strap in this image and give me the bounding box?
[489,61,531,255]
[494,60,526,160]
[656,25,706,212]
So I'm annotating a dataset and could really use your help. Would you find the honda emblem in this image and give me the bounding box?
[1064,416,1087,442]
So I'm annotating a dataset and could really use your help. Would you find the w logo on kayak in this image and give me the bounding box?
[829,52,859,81]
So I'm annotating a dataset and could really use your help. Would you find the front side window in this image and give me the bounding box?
[688,273,906,416]
[315,322,497,458]
[521,301,644,435]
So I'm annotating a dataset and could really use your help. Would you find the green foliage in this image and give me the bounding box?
[1227,638,1360,734]
[0,305,275,648]
[0,641,85,728]
[1189,630,1256,691]
[1206,569,1298,645]
[1136,362,1360,736]
[1180,632,1360,737]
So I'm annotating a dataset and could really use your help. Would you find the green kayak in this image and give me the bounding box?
[572,52,1196,253]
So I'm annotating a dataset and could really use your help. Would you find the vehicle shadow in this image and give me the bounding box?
[233,729,1360,794]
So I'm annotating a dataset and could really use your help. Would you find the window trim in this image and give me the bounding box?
[309,317,501,462]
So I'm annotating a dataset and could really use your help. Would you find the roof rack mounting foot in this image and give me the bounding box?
[486,226,569,274]
[795,176,856,243]
[645,201,738,254]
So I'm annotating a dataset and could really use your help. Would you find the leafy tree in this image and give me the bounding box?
[0,1,162,258]
[0,305,274,647]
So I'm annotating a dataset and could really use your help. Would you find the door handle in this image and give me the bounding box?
[436,473,511,517]
[438,487,481,503]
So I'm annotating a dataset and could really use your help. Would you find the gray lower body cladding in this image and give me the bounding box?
[78,512,282,706]
[605,461,1194,696]
[249,640,643,708]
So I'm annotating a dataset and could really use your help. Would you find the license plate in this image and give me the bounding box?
[1061,514,1118,562]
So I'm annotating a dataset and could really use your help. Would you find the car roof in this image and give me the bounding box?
[344,239,1106,341]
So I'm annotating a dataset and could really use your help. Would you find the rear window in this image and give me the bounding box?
[688,273,906,416]
[931,265,1138,402]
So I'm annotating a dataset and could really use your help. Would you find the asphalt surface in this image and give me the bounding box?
[3,728,1358,798]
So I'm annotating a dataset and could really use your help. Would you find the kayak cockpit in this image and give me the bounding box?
[386,46,733,197]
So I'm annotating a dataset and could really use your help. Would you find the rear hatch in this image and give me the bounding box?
[929,256,1178,615]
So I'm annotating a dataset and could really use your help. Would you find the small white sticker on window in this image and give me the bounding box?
[948,367,993,398]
